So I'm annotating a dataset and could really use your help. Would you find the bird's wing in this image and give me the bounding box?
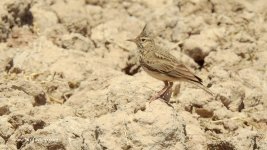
[168,63,202,83]
[142,51,202,83]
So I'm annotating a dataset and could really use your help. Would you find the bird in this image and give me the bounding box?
[127,24,214,103]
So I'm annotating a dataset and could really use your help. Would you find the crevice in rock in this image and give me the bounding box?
[32,120,46,131]
[207,141,235,150]
[204,127,222,134]
[33,93,47,106]
[207,83,212,88]
[134,106,146,113]
[238,99,244,112]
[0,23,11,42]
[95,126,108,150]
[4,58,23,74]
[47,143,66,150]
[85,0,105,6]
[122,63,141,76]
[7,1,33,26]
[81,131,88,149]
[183,47,207,69]
[112,104,118,112]
[217,95,231,109]
[122,52,141,76]
[8,114,25,129]
[16,137,25,149]
[4,58,13,73]
[208,0,216,13]
[182,124,187,137]
[0,134,11,144]
[68,81,80,89]
[62,92,73,103]
[94,126,100,140]
[0,105,11,116]
[252,136,258,150]
[184,105,193,113]
[195,59,205,69]
[91,39,98,48]
[195,108,214,118]
[104,41,111,52]
[243,121,249,126]
[66,20,91,37]
[121,145,132,150]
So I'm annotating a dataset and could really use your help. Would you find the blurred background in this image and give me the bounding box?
[0,0,266,149]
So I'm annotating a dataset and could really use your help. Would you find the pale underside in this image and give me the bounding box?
[142,66,179,82]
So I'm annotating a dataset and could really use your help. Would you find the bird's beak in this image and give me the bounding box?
[127,38,136,43]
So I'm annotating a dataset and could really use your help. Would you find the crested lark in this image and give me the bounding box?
[127,25,214,103]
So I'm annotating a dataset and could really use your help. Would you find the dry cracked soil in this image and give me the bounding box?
[0,0,267,150]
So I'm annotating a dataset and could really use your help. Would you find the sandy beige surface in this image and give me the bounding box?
[0,0,267,149]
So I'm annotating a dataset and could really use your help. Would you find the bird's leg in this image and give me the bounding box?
[160,82,173,103]
[149,81,169,102]
[157,81,169,95]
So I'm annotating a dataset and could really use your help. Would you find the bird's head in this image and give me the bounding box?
[127,24,155,49]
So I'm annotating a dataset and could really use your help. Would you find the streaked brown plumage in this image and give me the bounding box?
[127,25,214,102]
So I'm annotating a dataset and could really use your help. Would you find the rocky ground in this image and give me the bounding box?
[0,0,266,149]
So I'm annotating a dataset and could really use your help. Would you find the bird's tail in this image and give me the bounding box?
[187,80,215,97]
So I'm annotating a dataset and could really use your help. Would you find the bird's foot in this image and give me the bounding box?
[149,87,172,103]
[149,89,167,103]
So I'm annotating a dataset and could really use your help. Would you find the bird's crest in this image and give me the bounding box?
[139,24,149,37]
